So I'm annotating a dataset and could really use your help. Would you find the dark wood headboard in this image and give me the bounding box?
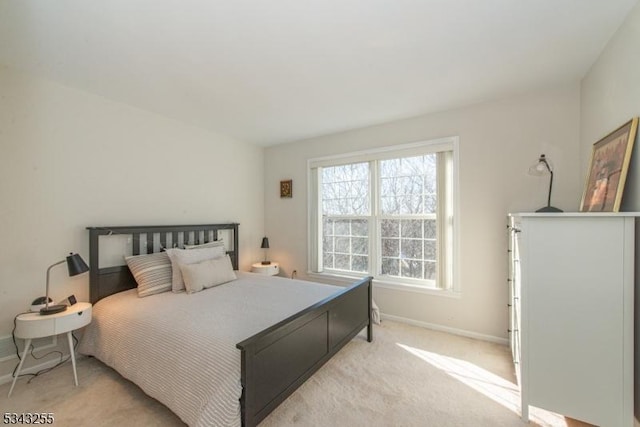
[87,223,239,304]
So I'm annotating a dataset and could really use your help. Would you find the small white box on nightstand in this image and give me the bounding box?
[251,262,279,276]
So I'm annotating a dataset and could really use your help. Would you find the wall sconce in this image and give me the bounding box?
[528,154,562,213]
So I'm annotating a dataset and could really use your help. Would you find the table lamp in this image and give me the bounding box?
[40,253,89,315]
[528,154,562,213]
[261,237,271,265]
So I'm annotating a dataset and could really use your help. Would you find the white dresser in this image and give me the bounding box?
[508,213,638,426]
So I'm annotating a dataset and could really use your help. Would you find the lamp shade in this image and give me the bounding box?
[261,237,270,249]
[66,253,89,276]
[528,154,552,176]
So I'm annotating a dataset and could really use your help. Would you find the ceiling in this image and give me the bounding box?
[0,1,637,146]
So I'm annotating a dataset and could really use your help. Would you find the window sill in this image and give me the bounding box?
[307,271,461,298]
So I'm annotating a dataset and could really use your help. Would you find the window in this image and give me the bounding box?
[322,162,370,273]
[308,138,457,290]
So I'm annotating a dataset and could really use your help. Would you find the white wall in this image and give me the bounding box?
[265,84,581,341]
[0,65,265,338]
[580,2,640,421]
[581,1,640,211]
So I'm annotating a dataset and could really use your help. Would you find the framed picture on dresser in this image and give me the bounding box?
[580,117,638,212]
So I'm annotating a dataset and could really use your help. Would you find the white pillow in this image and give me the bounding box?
[180,255,237,294]
[184,239,225,250]
[165,245,226,292]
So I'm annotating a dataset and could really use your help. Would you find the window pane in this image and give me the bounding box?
[380,196,400,214]
[401,239,422,259]
[322,163,370,215]
[335,237,350,253]
[408,195,424,214]
[322,217,369,274]
[380,154,437,215]
[401,220,422,238]
[424,240,437,261]
[381,258,399,276]
[424,219,436,238]
[323,252,334,269]
[401,259,423,279]
[424,174,437,193]
[381,238,399,257]
[381,219,399,237]
[335,221,350,236]
[425,261,436,280]
[352,256,368,272]
[322,236,333,252]
[379,217,437,282]
[425,195,437,213]
[335,254,350,270]
[352,219,368,236]
[352,237,368,255]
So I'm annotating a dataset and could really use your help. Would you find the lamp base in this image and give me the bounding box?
[536,206,563,213]
[261,261,272,265]
[40,305,67,315]
[30,297,53,312]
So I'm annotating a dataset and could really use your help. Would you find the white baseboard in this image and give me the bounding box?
[381,313,509,346]
[0,334,58,363]
[0,356,79,386]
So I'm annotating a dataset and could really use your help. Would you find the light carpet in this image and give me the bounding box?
[1,320,591,426]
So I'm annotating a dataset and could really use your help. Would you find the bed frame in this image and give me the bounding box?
[87,223,373,427]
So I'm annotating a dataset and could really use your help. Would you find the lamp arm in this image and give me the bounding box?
[538,157,554,208]
[45,260,66,309]
[547,170,554,208]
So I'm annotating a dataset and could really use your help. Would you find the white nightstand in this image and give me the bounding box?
[251,262,280,276]
[8,302,92,397]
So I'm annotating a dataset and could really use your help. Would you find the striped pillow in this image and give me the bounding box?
[125,252,172,297]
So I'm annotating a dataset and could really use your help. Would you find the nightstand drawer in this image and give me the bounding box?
[15,318,55,338]
[15,302,93,339]
[54,306,92,334]
[251,262,279,276]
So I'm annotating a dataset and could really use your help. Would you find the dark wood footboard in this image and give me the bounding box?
[236,276,373,427]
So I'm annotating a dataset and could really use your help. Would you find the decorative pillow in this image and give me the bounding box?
[165,245,226,293]
[124,252,172,297]
[184,239,225,250]
[180,255,237,294]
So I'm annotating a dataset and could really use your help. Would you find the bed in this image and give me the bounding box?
[80,223,373,427]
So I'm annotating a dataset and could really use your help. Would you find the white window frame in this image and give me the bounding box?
[307,137,460,295]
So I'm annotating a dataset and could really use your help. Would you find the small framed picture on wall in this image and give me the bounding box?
[580,117,638,212]
[280,180,292,198]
